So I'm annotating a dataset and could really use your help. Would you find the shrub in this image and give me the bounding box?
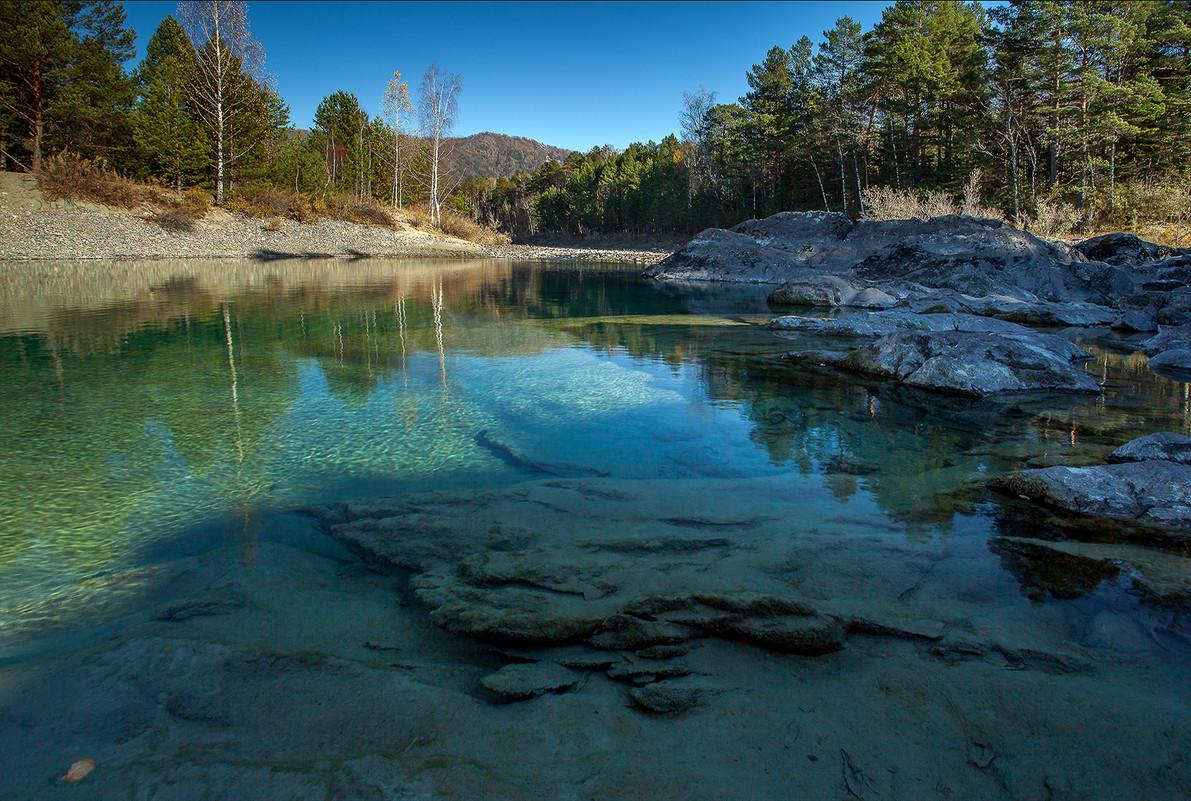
[149,207,197,233]
[335,197,394,227]
[862,171,999,223]
[181,187,211,218]
[39,150,165,209]
[1025,197,1081,239]
[439,210,511,245]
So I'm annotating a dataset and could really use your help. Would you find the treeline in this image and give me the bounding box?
[459,0,1191,237]
[4,0,1189,240]
[0,0,464,225]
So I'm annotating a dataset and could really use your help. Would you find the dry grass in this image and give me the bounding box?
[39,151,168,209]
[862,171,999,223]
[439,209,511,246]
[398,203,509,245]
[148,207,197,233]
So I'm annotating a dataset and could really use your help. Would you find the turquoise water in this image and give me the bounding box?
[0,258,1188,651]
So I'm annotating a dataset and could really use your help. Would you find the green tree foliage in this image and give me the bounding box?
[131,16,204,189]
[0,0,135,173]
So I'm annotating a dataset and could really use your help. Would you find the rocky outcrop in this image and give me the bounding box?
[990,433,1191,533]
[651,213,1191,336]
[648,212,1138,307]
[786,329,1099,397]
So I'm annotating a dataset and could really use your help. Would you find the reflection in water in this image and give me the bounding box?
[0,258,1188,628]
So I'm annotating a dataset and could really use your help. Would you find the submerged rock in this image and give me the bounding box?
[627,680,710,714]
[480,662,580,701]
[705,613,846,655]
[787,330,1100,397]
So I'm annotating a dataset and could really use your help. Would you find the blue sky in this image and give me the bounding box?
[122,1,894,152]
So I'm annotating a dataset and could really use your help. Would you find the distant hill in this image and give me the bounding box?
[444,132,571,179]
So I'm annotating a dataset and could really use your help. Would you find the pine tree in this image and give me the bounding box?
[133,52,206,191]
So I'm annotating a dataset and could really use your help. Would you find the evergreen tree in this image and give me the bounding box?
[0,1,134,173]
[133,50,205,190]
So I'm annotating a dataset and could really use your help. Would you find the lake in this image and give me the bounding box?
[0,258,1188,800]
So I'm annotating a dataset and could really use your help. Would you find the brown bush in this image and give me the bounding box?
[336,198,394,227]
[862,171,1000,223]
[39,151,165,209]
[402,205,432,229]
[439,210,511,245]
[181,187,211,218]
[149,207,197,233]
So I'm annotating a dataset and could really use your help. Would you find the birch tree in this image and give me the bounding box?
[177,0,263,204]
[380,71,412,207]
[679,85,724,212]
[416,63,461,226]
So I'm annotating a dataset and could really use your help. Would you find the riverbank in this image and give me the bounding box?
[0,173,672,264]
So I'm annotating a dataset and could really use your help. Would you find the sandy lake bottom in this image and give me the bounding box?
[0,259,1188,800]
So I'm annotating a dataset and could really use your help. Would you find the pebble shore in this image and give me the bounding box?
[0,203,672,264]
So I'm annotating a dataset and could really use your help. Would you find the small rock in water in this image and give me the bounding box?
[606,662,693,684]
[1147,349,1191,381]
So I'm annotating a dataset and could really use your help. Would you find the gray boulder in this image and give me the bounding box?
[1107,432,1191,465]
[642,227,807,283]
[1147,349,1191,381]
[1112,310,1160,332]
[1142,324,1191,356]
[990,459,1191,533]
[730,210,854,257]
[1073,232,1184,266]
[786,330,1100,397]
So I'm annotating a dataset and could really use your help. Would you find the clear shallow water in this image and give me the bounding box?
[0,258,1188,652]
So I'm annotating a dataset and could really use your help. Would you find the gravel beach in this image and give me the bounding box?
[0,174,672,264]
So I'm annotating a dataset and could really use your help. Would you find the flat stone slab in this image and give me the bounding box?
[990,460,1191,532]
[1108,432,1191,465]
[787,330,1100,397]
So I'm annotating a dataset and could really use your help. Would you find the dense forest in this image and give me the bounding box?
[463,0,1191,238]
[2,0,1190,239]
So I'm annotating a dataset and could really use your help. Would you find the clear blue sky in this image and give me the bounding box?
[122,1,894,152]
